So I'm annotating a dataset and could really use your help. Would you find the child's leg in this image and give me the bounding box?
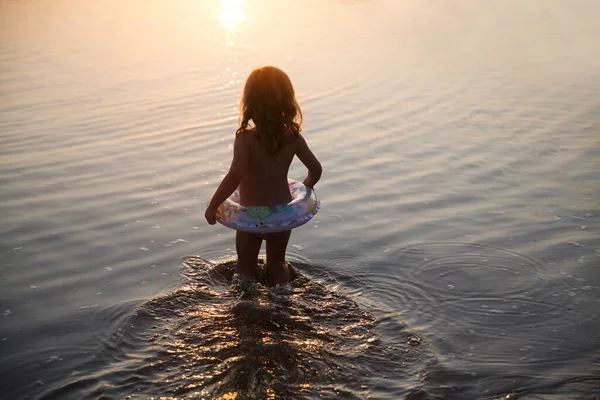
[265,230,291,284]
[235,231,262,279]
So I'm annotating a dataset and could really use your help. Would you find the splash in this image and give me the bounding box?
[133,257,430,399]
[55,257,429,399]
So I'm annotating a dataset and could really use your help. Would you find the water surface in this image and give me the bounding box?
[1,0,599,399]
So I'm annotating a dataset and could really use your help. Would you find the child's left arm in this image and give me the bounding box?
[205,134,249,224]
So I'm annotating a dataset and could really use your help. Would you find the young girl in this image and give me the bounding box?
[204,66,322,286]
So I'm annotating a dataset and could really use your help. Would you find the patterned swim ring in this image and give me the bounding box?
[216,179,320,233]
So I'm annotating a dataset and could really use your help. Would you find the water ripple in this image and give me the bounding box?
[34,258,433,399]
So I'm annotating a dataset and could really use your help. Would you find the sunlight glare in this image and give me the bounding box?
[218,0,247,31]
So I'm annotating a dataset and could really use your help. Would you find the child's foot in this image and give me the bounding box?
[268,261,291,286]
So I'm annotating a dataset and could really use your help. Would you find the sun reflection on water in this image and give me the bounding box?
[218,0,247,31]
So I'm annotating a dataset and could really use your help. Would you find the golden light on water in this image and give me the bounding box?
[215,392,238,400]
[218,0,247,31]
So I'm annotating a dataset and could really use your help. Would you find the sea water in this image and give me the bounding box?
[1,1,599,398]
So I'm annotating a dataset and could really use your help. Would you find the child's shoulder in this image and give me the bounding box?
[236,127,254,135]
[235,128,255,142]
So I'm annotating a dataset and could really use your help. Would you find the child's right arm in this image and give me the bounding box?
[296,134,322,188]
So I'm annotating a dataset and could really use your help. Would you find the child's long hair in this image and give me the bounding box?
[236,66,302,154]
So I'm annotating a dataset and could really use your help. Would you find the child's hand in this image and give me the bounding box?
[205,207,218,225]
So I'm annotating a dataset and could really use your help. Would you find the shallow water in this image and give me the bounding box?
[1,0,599,399]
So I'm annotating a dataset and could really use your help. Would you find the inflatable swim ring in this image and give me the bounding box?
[216,179,320,233]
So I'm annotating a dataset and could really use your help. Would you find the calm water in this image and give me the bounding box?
[1,1,599,399]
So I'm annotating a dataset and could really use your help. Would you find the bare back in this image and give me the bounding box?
[238,130,298,207]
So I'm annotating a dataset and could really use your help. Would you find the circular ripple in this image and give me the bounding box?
[358,271,440,320]
[321,253,371,272]
[409,254,551,299]
[382,243,598,370]
[285,248,317,266]
[320,244,373,273]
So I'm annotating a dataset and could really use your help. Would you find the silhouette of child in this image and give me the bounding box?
[205,66,322,287]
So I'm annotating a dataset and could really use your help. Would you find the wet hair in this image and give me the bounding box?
[236,66,302,154]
